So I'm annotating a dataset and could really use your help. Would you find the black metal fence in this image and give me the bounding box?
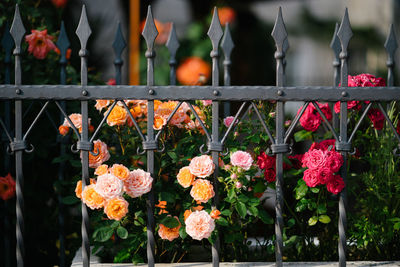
[1,4,400,267]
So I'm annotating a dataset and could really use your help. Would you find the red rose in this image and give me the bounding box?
[303,169,320,187]
[316,167,334,185]
[264,168,276,183]
[367,108,385,130]
[257,152,275,170]
[302,149,327,169]
[326,175,345,194]
[325,150,343,173]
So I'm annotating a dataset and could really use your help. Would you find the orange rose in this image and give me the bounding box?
[106,105,128,126]
[75,179,96,199]
[81,184,105,210]
[190,179,215,203]
[104,197,129,221]
[153,115,167,130]
[88,140,110,168]
[184,209,192,221]
[192,205,204,211]
[94,164,109,176]
[210,209,221,220]
[158,216,181,241]
[58,125,69,136]
[95,100,111,112]
[155,200,167,209]
[109,164,130,181]
[176,57,211,85]
[176,166,195,188]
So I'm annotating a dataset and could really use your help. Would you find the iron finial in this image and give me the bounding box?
[75,5,92,50]
[10,4,26,49]
[384,24,398,58]
[337,8,353,52]
[56,21,71,62]
[221,23,234,60]
[207,7,223,52]
[113,22,127,62]
[142,5,158,51]
[330,22,341,57]
[271,7,288,52]
[166,23,179,59]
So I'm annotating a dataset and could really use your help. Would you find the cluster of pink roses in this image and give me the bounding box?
[298,102,332,132]
[301,140,345,194]
[77,163,153,221]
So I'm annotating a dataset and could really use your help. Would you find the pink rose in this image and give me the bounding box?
[230,151,253,171]
[302,149,327,169]
[124,169,153,198]
[316,167,334,185]
[189,155,215,178]
[302,168,320,187]
[299,106,321,132]
[185,210,215,240]
[94,173,124,199]
[202,100,212,106]
[223,116,235,127]
[326,175,345,194]
[325,150,343,173]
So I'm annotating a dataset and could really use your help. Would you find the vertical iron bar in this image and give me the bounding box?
[141,6,158,266]
[75,6,92,267]
[166,23,179,86]
[336,9,353,267]
[1,21,13,267]
[56,21,70,267]
[208,7,223,267]
[10,5,25,267]
[271,7,288,267]
[113,22,126,86]
[221,23,234,117]
[330,23,341,130]
[384,24,397,87]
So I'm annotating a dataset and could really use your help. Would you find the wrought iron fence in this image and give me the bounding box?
[1,4,400,267]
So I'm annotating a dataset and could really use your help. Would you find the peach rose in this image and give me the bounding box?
[189,155,215,178]
[106,105,128,126]
[190,179,215,203]
[63,113,82,129]
[104,197,129,221]
[94,164,109,176]
[124,169,153,198]
[230,150,253,171]
[177,166,195,188]
[58,125,69,136]
[210,209,221,220]
[109,164,130,181]
[95,100,111,111]
[158,216,181,241]
[88,140,110,168]
[184,209,192,221]
[185,210,215,240]
[153,115,167,130]
[75,179,96,199]
[95,173,124,199]
[81,184,105,210]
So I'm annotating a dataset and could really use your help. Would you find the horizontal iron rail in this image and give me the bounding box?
[0,85,400,101]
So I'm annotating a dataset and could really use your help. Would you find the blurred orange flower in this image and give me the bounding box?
[25,29,56,60]
[176,57,211,85]
[218,7,236,26]
[51,0,68,8]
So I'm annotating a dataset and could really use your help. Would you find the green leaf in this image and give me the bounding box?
[216,217,229,226]
[227,187,236,200]
[295,181,308,200]
[62,196,80,205]
[318,215,331,224]
[220,209,232,216]
[235,202,247,218]
[248,197,260,207]
[308,216,318,226]
[116,226,128,239]
[167,152,178,162]
[160,216,180,228]
[93,227,114,242]
[238,194,249,203]
[317,204,327,214]
[258,209,274,224]
[253,181,266,194]
[310,187,320,193]
[179,226,187,239]
[394,222,400,231]
[294,130,313,142]
[248,206,258,216]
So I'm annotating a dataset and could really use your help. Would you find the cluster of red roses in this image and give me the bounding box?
[301,139,345,194]
[257,152,303,183]
[299,74,387,132]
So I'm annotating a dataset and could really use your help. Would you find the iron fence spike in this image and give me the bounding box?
[330,23,341,57]
[10,5,25,49]
[384,24,398,57]
[113,22,127,59]
[142,5,158,51]
[75,5,92,50]
[221,23,234,59]
[207,7,223,51]
[57,21,70,62]
[271,7,288,51]
[337,8,353,52]
[166,23,179,58]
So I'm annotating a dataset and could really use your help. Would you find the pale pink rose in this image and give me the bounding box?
[94,173,124,199]
[95,100,111,111]
[189,155,215,178]
[223,116,235,127]
[124,169,153,198]
[185,210,215,240]
[230,151,253,171]
[235,181,242,189]
[63,113,91,131]
[179,102,190,113]
[202,100,212,106]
